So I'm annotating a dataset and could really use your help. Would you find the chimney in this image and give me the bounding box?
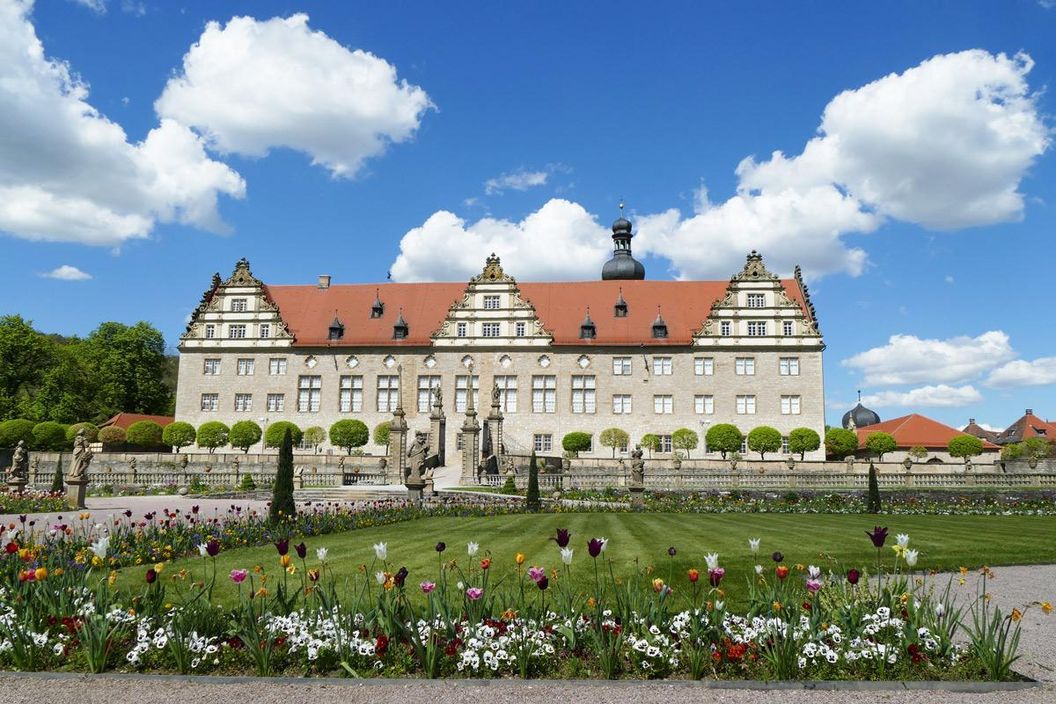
[1026,408,1033,416]
[968,418,975,425]
[318,274,331,289]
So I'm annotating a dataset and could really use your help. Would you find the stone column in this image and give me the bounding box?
[386,365,408,484]
[460,377,481,484]
[487,381,504,469]
[429,388,446,467]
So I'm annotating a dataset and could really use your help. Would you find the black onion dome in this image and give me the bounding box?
[842,403,881,430]
[602,255,646,280]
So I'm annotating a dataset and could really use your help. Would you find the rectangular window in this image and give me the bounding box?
[779,357,800,376]
[613,356,632,375]
[204,324,216,339]
[483,295,500,310]
[741,438,749,454]
[515,321,526,337]
[660,435,673,453]
[269,358,287,375]
[200,393,219,412]
[259,323,271,339]
[695,394,714,414]
[571,375,596,414]
[654,394,673,414]
[267,393,285,412]
[340,375,363,413]
[203,358,221,375]
[481,322,501,337]
[720,320,732,336]
[781,395,801,415]
[456,322,467,338]
[533,433,553,453]
[694,357,714,376]
[652,357,672,375]
[783,320,794,336]
[612,394,632,414]
[532,375,556,413]
[495,375,518,413]
[746,293,765,308]
[456,433,464,451]
[298,375,322,413]
[455,375,480,413]
[747,321,767,337]
[781,436,790,454]
[376,375,399,413]
[236,358,254,376]
[234,393,252,412]
[228,324,247,339]
[736,395,756,415]
[231,298,248,312]
[417,375,441,412]
[735,357,755,375]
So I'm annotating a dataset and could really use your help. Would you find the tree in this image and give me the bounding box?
[0,316,53,421]
[80,321,172,419]
[1023,437,1053,460]
[66,422,99,444]
[303,426,326,451]
[825,427,859,459]
[230,420,263,453]
[126,420,164,447]
[98,426,126,445]
[599,427,629,457]
[0,418,35,448]
[705,423,743,459]
[526,451,541,511]
[561,431,592,456]
[330,419,369,455]
[196,421,229,453]
[908,445,929,462]
[50,455,64,493]
[265,421,302,448]
[1000,443,1024,461]
[162,421,196,453]
[373,422,391,448]
[672,428,699,458]
[747,426,782,460]
[788,427,821,460]
[948,435,984,463]
[32,421,68,451]
[640,433,661,457]
[864,432,897,461]
[866,462,882,513]
[270,428,296,523]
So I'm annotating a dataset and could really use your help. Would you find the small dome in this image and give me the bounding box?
[842,403,880,430]
[612,216,632,235]
[602,254,645,280]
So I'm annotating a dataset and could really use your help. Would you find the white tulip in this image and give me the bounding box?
[904,549,919,567]
[748,538,761,554]
[467,541,479,556]
[375,571,386,585]
[896,533,910,548]
[705,553,720,570]
[714,600,725,611]
[935,603,946,618]
[197,543,208,557]
[373,542,387,560]
[807,565,821,579]
[91,536,110,560]
[755,565,764,575]
[560,547,574,565]
[316,547,328,562]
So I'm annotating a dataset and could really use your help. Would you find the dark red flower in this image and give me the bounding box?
[295,542,307,559]
[435,542,446,553]
[375,634,389,656]
[537,576,549,591]
[553,528,571,548]
[145,568,157,584]
[847,568,861,585]
[667,546,677,557]
[866,526,888,549]
[5,542,18,554]
[394,566,408,587]
[275,539,289,556]
[771,551,784,563]
[206,539,220,557]
[588,538,605,558]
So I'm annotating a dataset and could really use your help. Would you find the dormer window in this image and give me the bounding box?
[328,314,344,341]
[652,309,668,339]
[580,309,596,340]
[393,310,408,340]
[614,290,628,318]
[371,290,384,318]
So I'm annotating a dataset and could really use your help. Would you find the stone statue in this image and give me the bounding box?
[630,445,645,487]
[30,455,40,477]
[9,440,28,480]
[129,456,137,472]
[433,385,443,408]
[406,431,429,480]
[68,428,94,480]
[492,382,501,406]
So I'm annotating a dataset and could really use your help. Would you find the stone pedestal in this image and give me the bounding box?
[406,484,425,502]
[628,485,645,507]
[7,478,27,496]
[487,390,504,469]
[429,398,446,467]
[387,367,409,485]
[66,478,89,509]
[424,477,435,497]
[460,383,481,484]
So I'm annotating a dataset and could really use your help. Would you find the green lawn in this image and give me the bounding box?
[121,512,1056,606]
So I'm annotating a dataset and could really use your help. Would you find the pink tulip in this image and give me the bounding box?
[230,568,249,584]
[806,578,823,593]
[420,581,436,594]
[527,566,546,583]
[466,587,483,601]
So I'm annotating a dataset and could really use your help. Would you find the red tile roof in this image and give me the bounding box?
[996,410,1056,444]
[266,279,812,347]
[855,414,999,450]
[102,413,175,430]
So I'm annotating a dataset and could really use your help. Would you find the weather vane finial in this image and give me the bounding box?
[618,198,625,216]
[857,389,862,403]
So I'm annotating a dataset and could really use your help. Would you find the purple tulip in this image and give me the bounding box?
[588,538,606,558]
[275,539,289,556]
[553,529,571,548]
[772,551,784,563]
[866,526,889,549]
[295,542,307,559]
[847,568,861,585]
[394,566,408,588]
[667,546,677,557]
[537,575,549,591]
[435,542,446,553]
[206,539,220,557]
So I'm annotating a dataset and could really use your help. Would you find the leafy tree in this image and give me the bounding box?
[0,316,54,421]
[747,425,782,460]
[825,427,859,458]
[788,427,821,460]
[66,422,99,444]
[864,431,897,461]
[640,433,661,457]
[526,451,541,511]
[21,343,96,423]
[80,321,172,419]
[599,427,629,457]
[867,462,882,513]
[947,435,984,463]
[303,426,326,450]
[561,431,592,456]
[196,421,230,453]
[1000,443,1024,461]
[330,419,369,455]
[672,428,699,458]
[0,418,36,448]
[1023,437,1053,460]
[705,423,743,459]
[162,421,196,453]
[98,426,126,445]
[908,445,928,461]
[373,422,391,447]
[32,421,69,451]
[269,428,296,523]
[126,420,163,447]
[51,456,64,493]
[265,421,302,448]
[230,420,263,453]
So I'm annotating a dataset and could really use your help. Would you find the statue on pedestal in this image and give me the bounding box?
[406,431,429,482]
[630,445,645,487]
[433,385,443,408]
[68,429,94,480]
[9,440,28,480]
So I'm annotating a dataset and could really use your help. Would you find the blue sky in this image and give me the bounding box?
[1,0,1054,430]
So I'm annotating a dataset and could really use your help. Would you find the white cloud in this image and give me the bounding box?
[40,264,92,280]
[0,1,246,246]
[985,357,1056,388]
[862,384,983,408]
[71,0,106,14]
[389,198,610,282]
[155,13,432,178]
[484,169,549,195]
[842,331,1015,385]
[972,421,1003,432]
[944,275,955,284]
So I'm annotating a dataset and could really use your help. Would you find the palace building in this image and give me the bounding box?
[175,215,827,460]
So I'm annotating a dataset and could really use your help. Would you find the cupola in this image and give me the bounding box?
[371,289,384,318]
[601,202,646,280]
[580,308,596,339]
[392,309,408,340]
[842,391,881,430]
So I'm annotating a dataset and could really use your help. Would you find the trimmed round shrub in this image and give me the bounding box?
[265,421,302,448]
[196,421,230,453]
[599,427,629,457]
[65,422,100,444]
[98,426,126,445]
[162,421,197,452]
[747,425,782,459]
[303,426,326,449]
[561,431,592,455]
[788,427,821,459]
[126,420,164,447]
[373,421,390,447]
[948,434,984,462]
[330,419,369,455]
[672,428,699,457]
[824,427,859,459]
[32,421,69,451]
[0,419,36,448]
[705,423,743,459]
[864,431,897,460]
[640,433,661,453]
[230,420,263,453]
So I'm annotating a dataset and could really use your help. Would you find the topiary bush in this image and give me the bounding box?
[640,433,661,456]
[705,423,743,459]
[239,473,257,491]
[672,428,699,458]
[747,426,782,460]
[599,427,629,457]
[948,435,984,463]
[330,419,369,455]
[265,421,302,449]
[32,421,69,451]
[788,427,821,459]
[162,421,196,453]
[269,428,296,523]
[373,421,391,448]
[561,431,592,456]
[126,420,164,447]
[500,475,518,495]
[51,456,64,493]
[824,427,859,459]
[526,451,541,511]
[303,426,326,450]
[196,421,229,453]
[98,425,126,445]
[0,419,36,448]
[65,422,99,444]
[230,420,263,453]
[867,462,882,513]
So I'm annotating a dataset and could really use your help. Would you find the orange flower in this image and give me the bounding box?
[34,567,48,581]
[772,601,783,611]
[1041,601,1053,615]
[1011,608,1022,622]
[515,552,525,566]
[480,558,491,571]
[776,565,789,580]
[652,577,665,592]
[280,554,292,568]
[587,597,597,609]
[687,568,700,583]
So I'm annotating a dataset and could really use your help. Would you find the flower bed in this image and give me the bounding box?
[0,523,1050,680]
[0,490,68,514]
